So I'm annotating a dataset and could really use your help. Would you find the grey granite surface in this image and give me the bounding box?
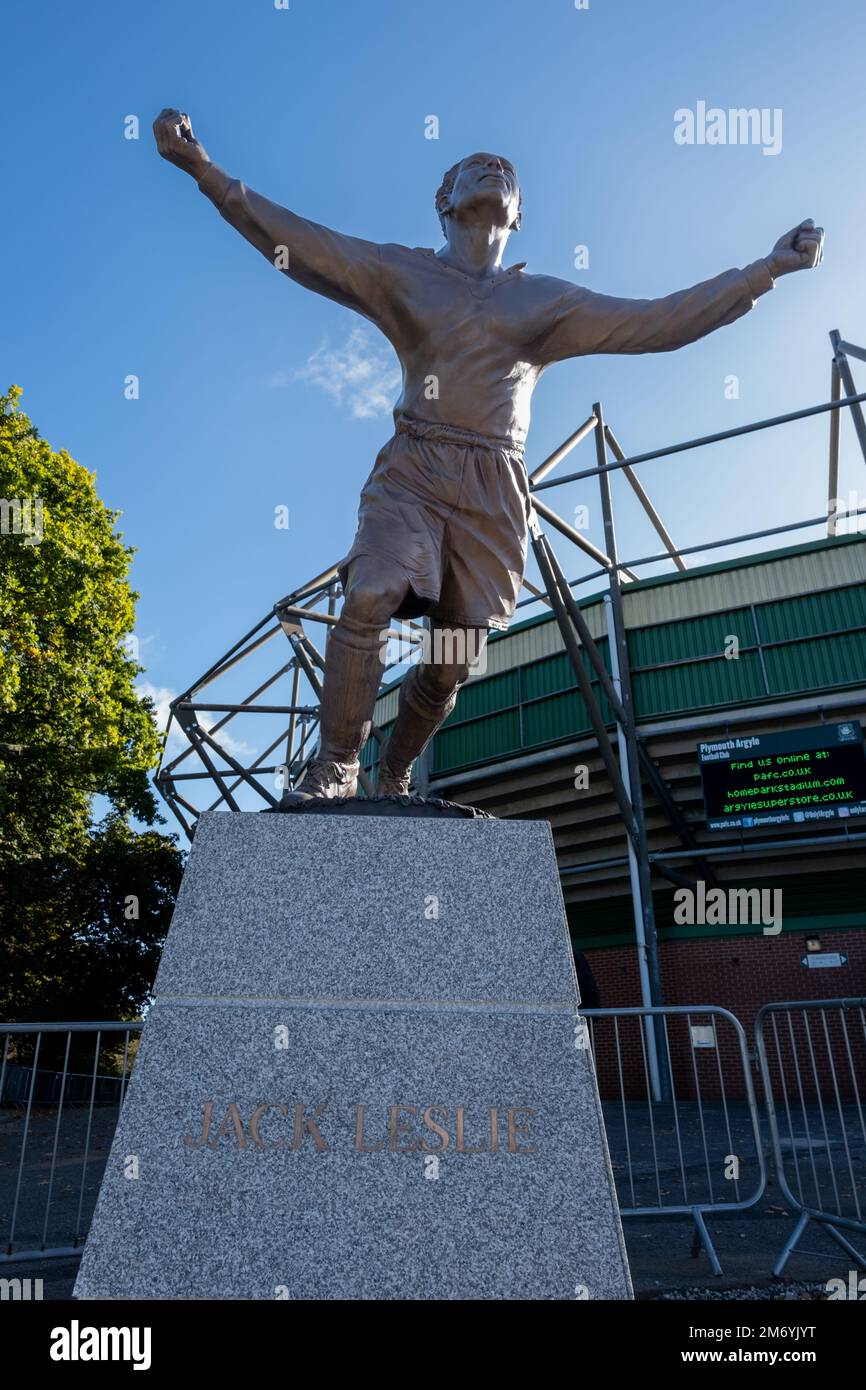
[154,814,576,1006]
[75,812,632,1300]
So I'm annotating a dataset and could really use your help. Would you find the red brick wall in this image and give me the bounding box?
[582,929,866,1102]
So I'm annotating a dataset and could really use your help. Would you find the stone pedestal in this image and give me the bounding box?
[75,812,632,1300]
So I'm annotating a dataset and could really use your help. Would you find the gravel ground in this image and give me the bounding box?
[652,1280,831,1300]
[0,1259,844,1301]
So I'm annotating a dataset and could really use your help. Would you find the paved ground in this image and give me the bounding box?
[0,1106,116,1256]
[625,1211,853,1298]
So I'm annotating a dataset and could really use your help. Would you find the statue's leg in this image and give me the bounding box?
[377,623,488,796]
[280,554,410,804]
[373,431,529,798]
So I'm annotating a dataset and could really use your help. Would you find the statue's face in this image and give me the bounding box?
[448,152,520,231]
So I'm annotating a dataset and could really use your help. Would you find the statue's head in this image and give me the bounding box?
[435,153,521,237]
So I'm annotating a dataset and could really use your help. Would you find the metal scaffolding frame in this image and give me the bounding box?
[154,329,866,1090]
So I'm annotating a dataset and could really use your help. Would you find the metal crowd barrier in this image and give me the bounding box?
[2,1005,863,1281]
[0,1009,766,1271]
[0,1023,141,1261]
[581,1005,766,1275]
[755,998,866,1276]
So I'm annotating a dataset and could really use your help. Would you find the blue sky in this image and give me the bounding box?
[4,0,866,811]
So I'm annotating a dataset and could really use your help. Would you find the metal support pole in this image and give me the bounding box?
[837,338,866,364]
[177,718,242,813]
[530,521,640,840]
[414,618,432,796]
[595,402,668,1102]
[165,786,200,820]
[529,414,598,486]
[532,495,624,574]
[653,861,701,891]
[202,727,296,812]
[532,389,866,493]
[276,562,341,606]
[828,359,842,536]
[830,330,866,466]
[520,573,552,605]
[285,661,302,785]
[164,655,294,784]
[162,791,196,841]
[604,424,686,571]
[192,723,280,809]
[326,580,338,643]
[636,743,718,887]
[539,532,629,725]
[605,594,665,1104]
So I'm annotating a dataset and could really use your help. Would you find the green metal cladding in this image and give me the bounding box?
[416,539,866,776]
[569,869,866,946]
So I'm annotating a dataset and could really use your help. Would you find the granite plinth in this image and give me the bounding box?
[74,813,632,1300]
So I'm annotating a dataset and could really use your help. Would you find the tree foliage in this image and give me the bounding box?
[1,816,182,1023]
[0,386,183,1021]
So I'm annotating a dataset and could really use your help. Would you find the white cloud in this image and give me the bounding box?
[136,681,255,761]
[137,681,177,738]
[272,324,401,419]
[201,719,256,761]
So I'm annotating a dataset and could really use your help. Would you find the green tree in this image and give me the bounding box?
[0,385,183,1021]
[0,815,182,1026]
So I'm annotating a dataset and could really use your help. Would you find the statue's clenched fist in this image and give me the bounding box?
[153,108,211,179]
[767,219,825,277]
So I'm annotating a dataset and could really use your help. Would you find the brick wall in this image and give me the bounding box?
[581,929,866,1101]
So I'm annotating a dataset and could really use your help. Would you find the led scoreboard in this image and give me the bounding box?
[698,721,866,831]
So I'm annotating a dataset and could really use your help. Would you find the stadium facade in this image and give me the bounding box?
[364,532,866,1030]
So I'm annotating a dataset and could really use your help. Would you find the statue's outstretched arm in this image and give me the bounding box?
[531,222,822,363]
[153,109,386,325]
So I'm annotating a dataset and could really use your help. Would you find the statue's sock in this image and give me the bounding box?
[316,615,387,764]
[379,663,459,782]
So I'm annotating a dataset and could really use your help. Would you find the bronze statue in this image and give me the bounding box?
[153,109,824,805]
